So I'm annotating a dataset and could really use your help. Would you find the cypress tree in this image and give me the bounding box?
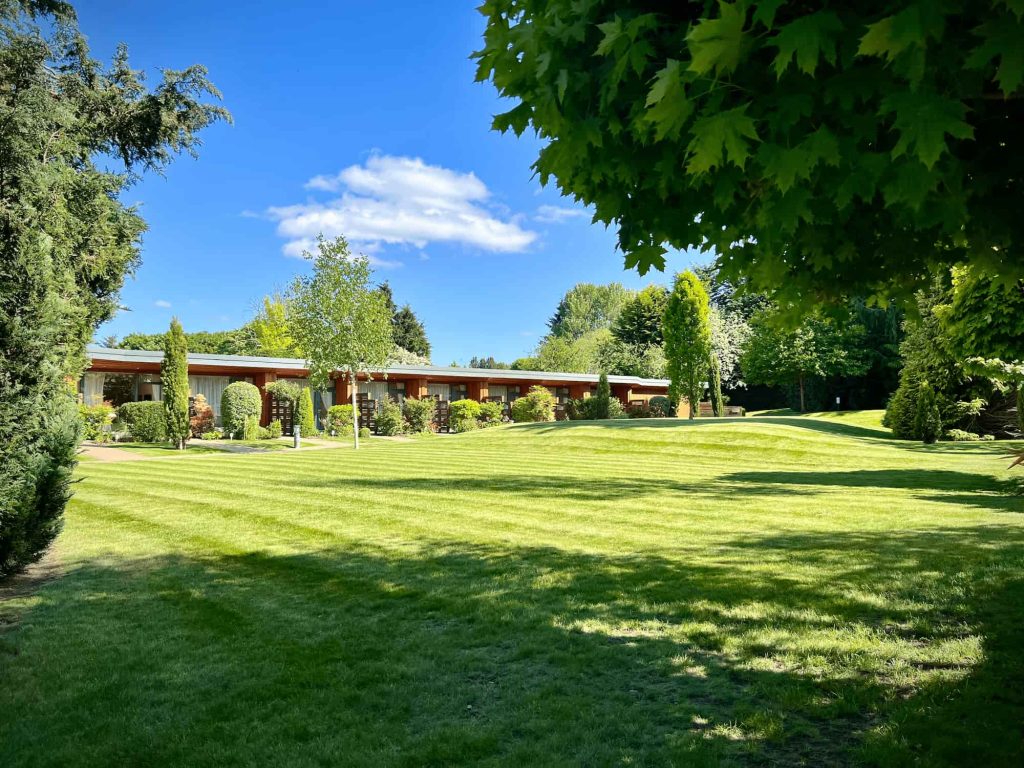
[298,387,316,436]
[594,372,611,419]
[709,354,723,417]
[163,318,190,450]
[663,271,712,419]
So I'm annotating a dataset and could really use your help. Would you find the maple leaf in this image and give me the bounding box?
[686,0,746,77]
[771,11,843,77]
[643,60,693,140]
[879,91,974,168]
[687,105,759,174]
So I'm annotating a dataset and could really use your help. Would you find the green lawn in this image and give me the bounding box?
[111,441,226,456]
[3,412,1023,766]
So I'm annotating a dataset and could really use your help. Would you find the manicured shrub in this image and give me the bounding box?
[402,397,436,434]
[944,429,980,442]
[478,400,503,427]
[449,399,482,433]
[200,429,223,440]
[511,386,556,422]
[221,381,262,438]
[190,394,215,437]
[242,415,260,441]
[78,402,115,441]
[163,317,190,449]
[257,426,271,440]
[568,394,624,421]
[297,387,316,436]
[914,381,942,444]
[376,396,405,436]
[359,426,372,439]
[268,419,283,439]
[118,401,167,443]
[649,395,673,417]
[629,403,655,419]
[327,404,354,435]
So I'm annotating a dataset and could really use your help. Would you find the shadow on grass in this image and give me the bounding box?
[3,528,1023,767]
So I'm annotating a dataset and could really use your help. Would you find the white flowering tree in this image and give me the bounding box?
[287,235,394,449]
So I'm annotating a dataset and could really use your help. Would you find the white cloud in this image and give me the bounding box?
[269,154,537,261]
[535,204,588,223]
[154,299,172,308]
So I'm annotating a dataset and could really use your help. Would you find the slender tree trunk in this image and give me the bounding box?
[351,374,359,450]
[799,373,806,413]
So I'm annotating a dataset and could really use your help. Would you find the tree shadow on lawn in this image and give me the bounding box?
[521,416,893,441]
[3,527,1023,767]
[295,468,1019,513]
[723,469,1024,513]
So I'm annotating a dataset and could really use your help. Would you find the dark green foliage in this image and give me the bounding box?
[297,388,316,437]
[117,402,167,444]
[476,2,1024,307]
[327,405,354,435]
[375,396,405,436]
[221,382,262,438]
[469,356,510,369]
[593,373,612,420]
[511,386,556,422]
[649,396,673,417]
[936,266,1024,364]
[612,285,668,346]
[78,403,114,441]
[449,399,482,433]
[478,401,503,427]
[0,2,224,573]
[162,318,190,449]
[664,272,712,419]
[568,396,624,421]
[393,305,430,359]
[914,381,942,444]
[119,329,257,355]
[402,397,436,434]
[742,308,869,412]
[709,355,724,417]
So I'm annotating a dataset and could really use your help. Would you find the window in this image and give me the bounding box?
[450,384,468,402]
[102,374,135,407]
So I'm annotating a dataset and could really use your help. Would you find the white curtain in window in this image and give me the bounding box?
[189,376,231,423]
[427,383,450,401]
[82,373,105,405]
[488,385,507,401]
[361,381,388,402]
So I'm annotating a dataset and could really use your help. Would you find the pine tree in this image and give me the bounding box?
[162,318,191,450]
[393,305,431,358]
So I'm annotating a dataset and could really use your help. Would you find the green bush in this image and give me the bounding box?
[267,420,283,439]
[402,397,436,434]
[449,399,482,433]
[297,387,316,436]
[78,402,115,441]
[649,395,673,417]
[242,415,260,441]
[200,429,223,440]
[118,401,167,443]
[257,426,271,440]
[221,381,262,437]
[944,428,980,441]
[478,400,503,427]
[592,373,612,419]
[327,404,354,435]
[914,381,942,444]
[567,394,624,421]
[510,386,556,423]
[629,403,655,419]
[376,396,405,436]
[359,426,372,439]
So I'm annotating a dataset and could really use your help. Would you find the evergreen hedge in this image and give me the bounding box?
[221,382,262,438]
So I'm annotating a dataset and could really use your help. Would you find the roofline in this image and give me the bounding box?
[85,346,670,388]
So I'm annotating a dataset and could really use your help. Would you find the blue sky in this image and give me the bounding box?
[82,1,701,364]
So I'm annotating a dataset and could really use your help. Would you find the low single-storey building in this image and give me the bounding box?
[80,347,679,429]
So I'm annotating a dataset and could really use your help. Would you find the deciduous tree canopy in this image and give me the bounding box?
[476,1,1024,306]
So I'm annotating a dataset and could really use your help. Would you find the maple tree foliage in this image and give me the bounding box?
[475,1,1024,307]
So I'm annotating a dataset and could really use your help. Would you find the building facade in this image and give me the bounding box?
[81,347,680,428]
